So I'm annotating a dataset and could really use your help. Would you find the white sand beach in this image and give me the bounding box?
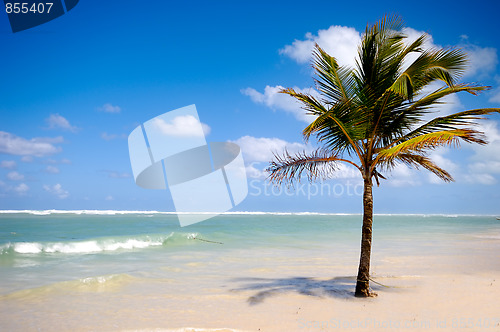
[2,242,499,332]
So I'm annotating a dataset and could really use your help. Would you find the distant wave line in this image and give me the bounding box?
[0,210,496,217]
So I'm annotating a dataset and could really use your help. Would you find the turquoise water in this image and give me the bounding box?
[1,211,499,296]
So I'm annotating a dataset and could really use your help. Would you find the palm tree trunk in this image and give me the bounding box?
[355,177,374,297]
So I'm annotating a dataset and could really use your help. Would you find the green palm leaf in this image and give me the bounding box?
[376,129,486,165]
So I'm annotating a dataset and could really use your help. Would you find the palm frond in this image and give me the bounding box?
[381,87,493,146]
[304,104,366,157]
[409,84,489,113]
[267,148,361,186]
[281,87,365,159]
[355,15,407,99]
[313,44,356,104]
[421,48,468,86]
[280,87,327,117]
[395,108,500,143]
[368,88,404,140]
[389,47,468,101]
[376,129,486,165]
[394,153,454,182]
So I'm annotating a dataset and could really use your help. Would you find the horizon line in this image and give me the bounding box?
[0,209,498,217]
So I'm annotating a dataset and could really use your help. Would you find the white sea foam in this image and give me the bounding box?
[0,209,348,216]
[13,242,43,254]
[0,209,495,217]
[4,236,174,255]
[123,329,246,332]
[0,209,175,215]
[103,239,163,251]
[80,276,113,284]
[79,274,133,285]
[43,241,103,254]
[473,234,500,240]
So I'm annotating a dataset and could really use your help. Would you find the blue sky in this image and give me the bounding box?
[1,0,499,214]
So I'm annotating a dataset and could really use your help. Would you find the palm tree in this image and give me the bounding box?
[267,15,499,297]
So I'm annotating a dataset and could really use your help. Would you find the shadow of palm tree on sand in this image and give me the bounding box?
[231,276,386,305]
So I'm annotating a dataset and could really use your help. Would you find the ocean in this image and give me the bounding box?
[1,211,499,331]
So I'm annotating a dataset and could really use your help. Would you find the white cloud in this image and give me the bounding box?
[0,131,63,157]
[46,114,78,132]
[232,136,308,179]
[0,160,16,169]
[103,170,132,179]
[244,162,267,179]
[464,173,497,185]
[462,45,497,78]
[468,161,500,174]
[101,132,117,140]
[434,92,463,117]
[399,28,442,73]
[233,135,308,163]
[7,171,24,181]
[468,120,500,161]
[0,180,29,196]
[427,148,460,184]
[386,164,421,187]
[101,132,126,140]
[43,183,69,199]
[280,26,443,71]
[44,158,71,165]
[105,195,114,201]
[21,156,33,162]
[402,28,437,48]
[280,25,361,68]
[13,183,29,195]
[384,146,462,187]
[329,163,359,179]
[490,89,500,104]
[152,115,210,137]
[242,85,319,123]
[98,103,121,113]
[489,76,500,104]
[33,136,64,144]
[280,23,497,84]
[44,166,60,174]
[432,149,460,172]
[461,120,500,185]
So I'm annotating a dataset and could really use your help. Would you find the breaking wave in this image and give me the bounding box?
[0,232,204,256]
